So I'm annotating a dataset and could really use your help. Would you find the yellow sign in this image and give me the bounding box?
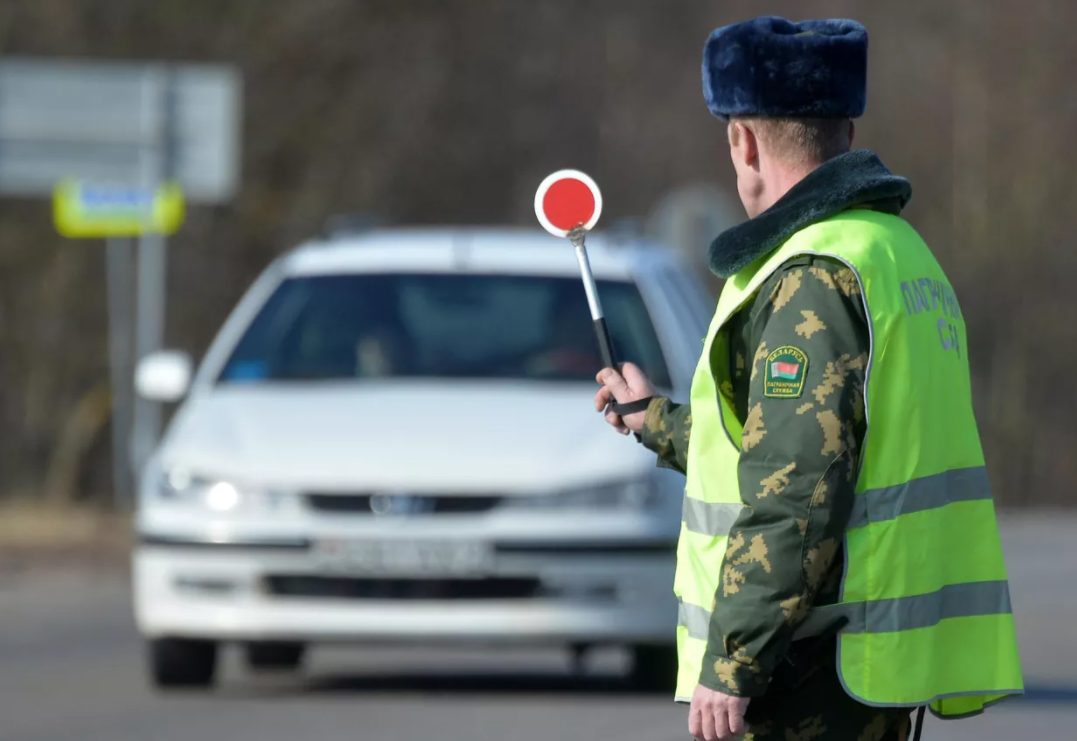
[53,180,185,238]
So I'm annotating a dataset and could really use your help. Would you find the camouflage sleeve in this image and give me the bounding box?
[698,258,869,697]
[638,396,692,475]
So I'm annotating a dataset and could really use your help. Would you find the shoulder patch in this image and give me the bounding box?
[763,345,808,399]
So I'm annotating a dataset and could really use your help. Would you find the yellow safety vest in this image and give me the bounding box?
[674,210,1023,717]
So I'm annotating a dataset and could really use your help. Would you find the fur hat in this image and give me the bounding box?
[703,16,868,120]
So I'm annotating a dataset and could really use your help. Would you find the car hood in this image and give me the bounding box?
[156,381,657,492]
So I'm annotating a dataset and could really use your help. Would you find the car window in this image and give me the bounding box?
[218,273,672,387]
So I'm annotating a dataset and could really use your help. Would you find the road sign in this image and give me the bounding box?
[0,58,241,203]
[0,58,243,508]
[534,169,603,237]
[53,180,185,237]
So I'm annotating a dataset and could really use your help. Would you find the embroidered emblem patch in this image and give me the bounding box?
[763,346,808,398]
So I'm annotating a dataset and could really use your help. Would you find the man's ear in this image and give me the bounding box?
[733,121,760,170]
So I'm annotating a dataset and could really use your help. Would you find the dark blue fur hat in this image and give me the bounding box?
[703,16,868,120]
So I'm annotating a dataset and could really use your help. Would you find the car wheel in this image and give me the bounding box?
[149,638,218,689]
[245,641,306,672]
[629,644,678,692]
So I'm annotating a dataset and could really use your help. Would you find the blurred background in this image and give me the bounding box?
[1,2,1075,741]
[2,0,1075,510]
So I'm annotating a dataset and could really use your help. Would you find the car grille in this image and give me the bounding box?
[263,575,542,600]
[304,493,502,514]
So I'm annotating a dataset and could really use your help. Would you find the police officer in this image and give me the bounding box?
[594,16,1022,741]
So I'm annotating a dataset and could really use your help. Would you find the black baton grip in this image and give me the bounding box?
[592,317,652,416]
[592,316,617,370]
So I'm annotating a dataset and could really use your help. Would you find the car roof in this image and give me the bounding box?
[281,226,684,281]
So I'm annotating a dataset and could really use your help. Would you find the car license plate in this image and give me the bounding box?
[312,539,491,576]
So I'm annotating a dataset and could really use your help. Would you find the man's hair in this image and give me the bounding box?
[732,117,852,167]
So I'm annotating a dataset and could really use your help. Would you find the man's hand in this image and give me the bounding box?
[688,684,751,741]
[594,362,656,435]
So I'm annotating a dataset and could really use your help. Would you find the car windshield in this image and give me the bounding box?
[217,273,672,387]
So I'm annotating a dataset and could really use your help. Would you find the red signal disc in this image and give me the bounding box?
[534,170,603,237]
[542,178,596,231]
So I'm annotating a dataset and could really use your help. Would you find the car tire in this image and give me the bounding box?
[149,638,218,689]
[244,641,306,672]
[629,643,678,692]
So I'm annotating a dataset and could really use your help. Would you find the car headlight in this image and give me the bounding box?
[204,481,241,511]
[158,468,290,513]
[503,478,661,511]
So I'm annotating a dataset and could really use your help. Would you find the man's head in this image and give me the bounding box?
[702,16,868,216]
[727,116,855,217]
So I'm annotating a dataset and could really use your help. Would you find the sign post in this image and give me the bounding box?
[105,236,136,509]
[54,177,187,489]
[0,58,241,508]
[535,170,650,417]
[54,180,187,509]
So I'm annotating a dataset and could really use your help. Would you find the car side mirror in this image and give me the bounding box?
[135,351,194,403]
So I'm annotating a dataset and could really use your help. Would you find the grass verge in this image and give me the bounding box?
[0,502,132,569]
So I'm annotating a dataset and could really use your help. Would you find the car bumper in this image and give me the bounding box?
[134,537,678,645]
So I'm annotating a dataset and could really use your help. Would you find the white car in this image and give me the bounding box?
[133,225,713,689]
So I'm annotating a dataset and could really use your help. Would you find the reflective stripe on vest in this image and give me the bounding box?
[673,210,1023,714]
[847,466,992,528]
[680,579,1012,641]
[683,498,742,536]
[681,466,993,536]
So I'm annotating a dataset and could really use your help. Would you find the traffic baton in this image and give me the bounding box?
[534,169,653,417]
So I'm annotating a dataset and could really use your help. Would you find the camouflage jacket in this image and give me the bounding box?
[640,255,870,697]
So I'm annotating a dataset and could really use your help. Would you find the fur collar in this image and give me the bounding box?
[708,149,913,278]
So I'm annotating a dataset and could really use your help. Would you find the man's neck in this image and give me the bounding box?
[758,160,823,215]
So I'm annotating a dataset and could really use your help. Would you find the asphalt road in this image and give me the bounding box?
[1,512,1075,741]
